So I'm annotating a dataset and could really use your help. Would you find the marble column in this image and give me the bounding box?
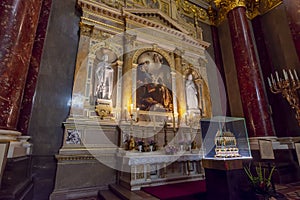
[283,0,300,62]
[121,33,136,118]
[227,6,275,137]
[17,0,52,134]
[174,49,186,118]
[0,0,43,130]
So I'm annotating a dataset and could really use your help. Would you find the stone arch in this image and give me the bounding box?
[132,46,174,69]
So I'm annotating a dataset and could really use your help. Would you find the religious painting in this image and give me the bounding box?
[136,51,173,112]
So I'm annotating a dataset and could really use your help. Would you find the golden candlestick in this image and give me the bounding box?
[268,69,300,126]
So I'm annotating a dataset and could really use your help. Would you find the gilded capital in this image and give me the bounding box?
[79,22,94,37]
[210,0,282,25]
[214,0,246,13]
[228,0,247,11]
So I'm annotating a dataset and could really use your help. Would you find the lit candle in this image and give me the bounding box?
[275,71,279,82]
[267,77,271,87]
[130,104,133,115]
[289,69,294,80]
[124,106,127,121]
[283,69,288,80]
[271,74,275,84]
[294,69,299,80]
[136,108,140,119]
[153,116,156,131]
[172,113,176,131]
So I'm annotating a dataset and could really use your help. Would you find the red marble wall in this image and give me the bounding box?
[227,7,275,137]
[283,0,300,62]
[17,0,52,134]
[0,0,42,130]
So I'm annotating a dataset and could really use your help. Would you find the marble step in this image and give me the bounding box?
[109,184,159,200]
[98,190,122,200]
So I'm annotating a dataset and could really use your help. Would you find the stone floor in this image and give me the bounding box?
[276,182,300,199]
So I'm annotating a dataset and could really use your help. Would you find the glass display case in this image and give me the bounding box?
[200,116,252,159]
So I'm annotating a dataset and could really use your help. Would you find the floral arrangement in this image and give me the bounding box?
[136,139,144,146]
[148,139,156,146]
[186,140,192,145]
[165,145,178,155]
[178,139,185,145]
[244,162,276,197]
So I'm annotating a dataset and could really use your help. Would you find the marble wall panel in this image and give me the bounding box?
[27,0,80,199]
[283,0,300,62]
[218,20,244,117]
[260,4,300,136]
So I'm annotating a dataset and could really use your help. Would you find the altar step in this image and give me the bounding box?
[98,190,121,200]
[98,184,159,200]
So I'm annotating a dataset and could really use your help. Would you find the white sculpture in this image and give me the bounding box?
[186,74,198,110]
[95,54,113,99]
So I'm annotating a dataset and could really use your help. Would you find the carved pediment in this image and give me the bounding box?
[124,8,190,35]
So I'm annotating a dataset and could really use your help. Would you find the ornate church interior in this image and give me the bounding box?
[0,0,299,199]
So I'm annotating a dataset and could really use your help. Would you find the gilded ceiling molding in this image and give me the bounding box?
[259,0,282,15]
[175,0,211,24]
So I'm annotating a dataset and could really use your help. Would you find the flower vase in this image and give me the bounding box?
[188,144,192,152]
[138,145,143,152]
[180,145,184,152]
[149,145,153,152]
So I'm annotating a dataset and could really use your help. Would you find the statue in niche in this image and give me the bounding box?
[95,54,113,100]
[185,74,199,110]
[136,51,173,112]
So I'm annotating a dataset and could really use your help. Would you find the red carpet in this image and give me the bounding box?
[142,180,206,200]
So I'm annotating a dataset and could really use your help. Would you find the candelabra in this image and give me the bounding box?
[267,69,300,126]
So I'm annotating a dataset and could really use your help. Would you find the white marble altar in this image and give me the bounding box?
[118,150,205,190]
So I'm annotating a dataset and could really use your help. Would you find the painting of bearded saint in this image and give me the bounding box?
[136,51,173,112]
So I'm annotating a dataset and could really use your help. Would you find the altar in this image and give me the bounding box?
[118,150,205,190]
[51,0,214,198]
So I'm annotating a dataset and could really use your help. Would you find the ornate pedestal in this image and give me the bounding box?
[202,158,253,200]
[0,130,33,200]
[50,119,119,200]
[118,151,205,190]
